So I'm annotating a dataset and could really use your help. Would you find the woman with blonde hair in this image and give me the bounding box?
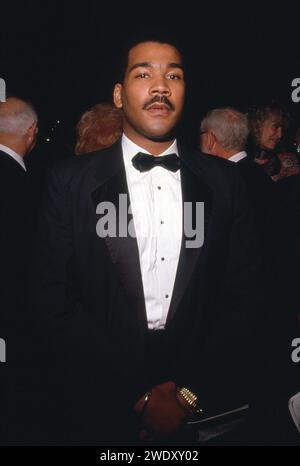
[75,102,122,155]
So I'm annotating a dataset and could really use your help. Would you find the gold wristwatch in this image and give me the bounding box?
[176,387,203,416]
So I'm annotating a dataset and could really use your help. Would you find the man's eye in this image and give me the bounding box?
[167,74,181,80]
[137,72,150,78]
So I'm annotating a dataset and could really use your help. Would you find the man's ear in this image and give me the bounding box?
[25,121,38,153]
[207,131,217,151]
[27,121,38,141]
[113,83,123,109]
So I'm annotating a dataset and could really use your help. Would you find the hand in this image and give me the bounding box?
[133,381,188,440]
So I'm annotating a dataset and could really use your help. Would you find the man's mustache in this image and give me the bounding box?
[143,95,174,111]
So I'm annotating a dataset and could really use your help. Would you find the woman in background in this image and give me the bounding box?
[247,103,300,181]
[75,102,122,155]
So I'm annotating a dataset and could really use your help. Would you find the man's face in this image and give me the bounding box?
[113,41,185,143]
[259,116,283,150]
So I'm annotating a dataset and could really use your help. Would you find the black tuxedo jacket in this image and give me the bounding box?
[34,140,263,443]
[0,150,30,338]
[235,156,300,443]
[0,150,39,444]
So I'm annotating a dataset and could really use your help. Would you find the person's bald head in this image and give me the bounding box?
[0,97,38,157]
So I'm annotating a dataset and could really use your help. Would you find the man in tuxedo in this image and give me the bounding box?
[199,107,277,223]
[0,97,39,443]
[35,40,263,445]
[199,107,275,204]
[0,96,38,343]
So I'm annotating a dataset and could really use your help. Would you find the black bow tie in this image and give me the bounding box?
[131,152,181,172]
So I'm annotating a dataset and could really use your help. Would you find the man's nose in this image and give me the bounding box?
[149,75,171,95]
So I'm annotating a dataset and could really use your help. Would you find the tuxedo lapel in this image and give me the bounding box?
[166,152,213,324]
[91,142,147,333]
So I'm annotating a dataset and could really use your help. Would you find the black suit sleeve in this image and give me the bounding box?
[34,164,109,360]
[33,164,136,443]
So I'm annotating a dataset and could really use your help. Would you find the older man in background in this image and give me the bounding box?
[0,96,38,327]
[0,96,40,444]
[199,106,275,210]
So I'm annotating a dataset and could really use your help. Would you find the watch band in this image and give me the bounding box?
[176,387,203,415]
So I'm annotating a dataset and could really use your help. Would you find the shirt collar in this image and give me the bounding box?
[229,151,247,163]
[0,143,26,171]
[122,133,180,179]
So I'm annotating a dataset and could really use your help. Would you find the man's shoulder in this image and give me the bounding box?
[0,151,26,178]
[180,145,239,187]
[48,143,121,185]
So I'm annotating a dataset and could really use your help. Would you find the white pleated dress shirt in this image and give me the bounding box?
[122,134,182,330]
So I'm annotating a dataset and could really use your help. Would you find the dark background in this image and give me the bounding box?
[1,0,300,153]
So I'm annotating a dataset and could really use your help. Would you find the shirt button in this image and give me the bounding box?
[165,294,169,299]
[158,186,161,190]
[160,220,164,224]
[161,257,165,261]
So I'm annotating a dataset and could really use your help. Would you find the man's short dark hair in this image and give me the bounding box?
[113,29,185,84]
